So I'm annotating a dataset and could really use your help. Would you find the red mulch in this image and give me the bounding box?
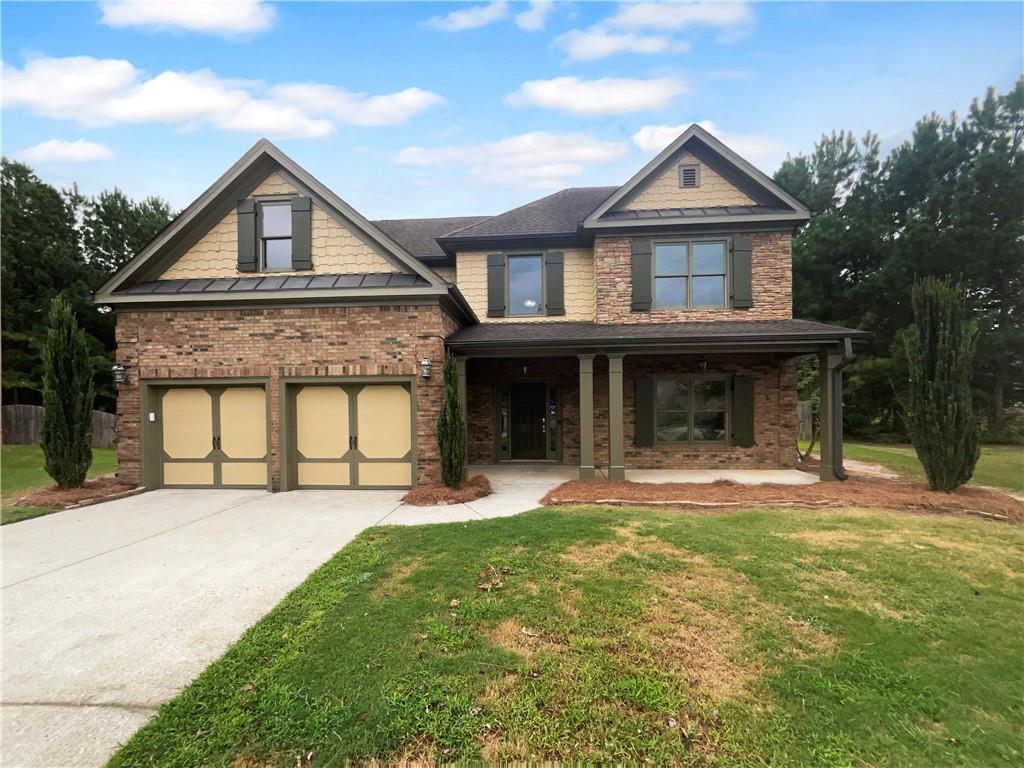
[542,477,1024,522]
[14,476,140,509]
[402,475,492,506]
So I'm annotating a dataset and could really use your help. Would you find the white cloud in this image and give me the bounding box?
[99,0,276,38]
[632,121,785,161]
[555,28,684,60]
[17,138,115,164]
[271,83,444,127]
[516,1,554,31]
[395,131,627,189]
[2,56,443,138]
[607,2,753,33]
[506,76,687,117]
[425,1,509,31]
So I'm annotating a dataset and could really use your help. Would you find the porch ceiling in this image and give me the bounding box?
[446,318,870,354]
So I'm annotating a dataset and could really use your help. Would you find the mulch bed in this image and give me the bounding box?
[13,476,140,509]
[402,475,492,506]
[542,477,1024,522]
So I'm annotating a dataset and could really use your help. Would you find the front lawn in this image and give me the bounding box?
[110,506,1023,767]
[1,444,118,524]
[801,441,1023,493]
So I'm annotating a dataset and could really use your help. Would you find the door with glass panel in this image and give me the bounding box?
[159,385,268,487]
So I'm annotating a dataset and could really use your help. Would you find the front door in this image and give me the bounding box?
[510,382,547,460]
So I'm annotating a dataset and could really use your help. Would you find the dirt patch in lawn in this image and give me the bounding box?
[401,475,492,506]
[371,557,424,600]
[561,521,683,568]
[543,477,1024,521]
[12,476,139,509]
[484,618,561,660]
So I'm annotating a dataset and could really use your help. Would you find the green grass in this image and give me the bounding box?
[1,444,118,524]
[800,441,1024,493]
[109,506,1024,767]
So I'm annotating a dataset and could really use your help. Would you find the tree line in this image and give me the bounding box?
[1,161,173,410]
[2,80,1021,437]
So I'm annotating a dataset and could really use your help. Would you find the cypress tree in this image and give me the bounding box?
[901,277,980,491]
[436,353,466,489]
[41,294,95,488]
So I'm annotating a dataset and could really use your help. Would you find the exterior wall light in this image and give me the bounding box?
[697,355,709,372]
[111,363,129,385]
[419,357,432,380]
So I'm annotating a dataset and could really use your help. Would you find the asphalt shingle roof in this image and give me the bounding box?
[373,216,489,258]
[446,319,869,349]
[441,187,618,239]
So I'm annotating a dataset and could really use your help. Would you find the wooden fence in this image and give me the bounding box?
[2,405,116,449]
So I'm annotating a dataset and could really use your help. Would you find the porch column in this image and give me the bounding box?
[819,348,846,481]
[578,354,595,479]
[455,356,468,480]
[607,352,625,481]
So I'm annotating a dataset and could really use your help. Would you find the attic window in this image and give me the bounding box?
[259,202,292,270]
[679,164,700,188]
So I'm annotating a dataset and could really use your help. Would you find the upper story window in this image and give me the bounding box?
[507,254,544,316]
[259,201,292,271]
[678,163,700,188]
[653,240,727,308]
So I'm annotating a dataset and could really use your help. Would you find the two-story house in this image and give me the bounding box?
[96,125,866,491]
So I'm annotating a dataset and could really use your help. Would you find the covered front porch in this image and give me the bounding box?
[447,320,868,482]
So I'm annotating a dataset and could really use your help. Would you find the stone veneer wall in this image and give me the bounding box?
[465,353,797,470]
[114,304,458,487]
[456,248,596,322]
[161,172,399,279]
[593,232,792,324]
[620,151,754,210]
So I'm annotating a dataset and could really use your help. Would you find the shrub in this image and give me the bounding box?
[41,294,95,488]
[901,277,980,491]
[436,353,466,489]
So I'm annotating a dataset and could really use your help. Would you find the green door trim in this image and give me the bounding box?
[141,377,271,491]
[280,375,418,491]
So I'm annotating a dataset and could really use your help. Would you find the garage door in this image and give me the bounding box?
[160,385,268,488]
[292,382,413,489]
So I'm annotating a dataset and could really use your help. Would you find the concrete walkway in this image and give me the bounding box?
[1,476,565,768]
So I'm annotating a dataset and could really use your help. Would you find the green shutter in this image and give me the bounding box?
[487,253,505,317]
[237,199,258,272]
[634,376,655,447]
[731,375,755,447]
[545,251,565,316]
[631,239,652,311]
[291,196,312,270]
[730,237,752,309]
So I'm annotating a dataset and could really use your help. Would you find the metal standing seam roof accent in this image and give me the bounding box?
[446,319,871,348]
[120,272,431,295]
[598,205,797,221]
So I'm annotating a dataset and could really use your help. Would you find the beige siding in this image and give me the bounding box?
[620,152,754,210]
[161,172,399,279]
[433,266,456,283]
[456,249,595,322]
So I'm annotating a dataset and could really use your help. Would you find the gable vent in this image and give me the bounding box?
[679,164,700,188]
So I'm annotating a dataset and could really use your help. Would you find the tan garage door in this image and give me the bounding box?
[160,385,268,488]
[292,382,413,489]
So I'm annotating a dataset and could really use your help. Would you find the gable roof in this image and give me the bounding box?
[583,123,809,230]
[440,187,617,242]
[96,139,451,302]
[373,216,488,260]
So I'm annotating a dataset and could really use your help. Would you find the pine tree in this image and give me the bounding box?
[901,277,980,491]
[41,295,95,489]
[436,353,466,489]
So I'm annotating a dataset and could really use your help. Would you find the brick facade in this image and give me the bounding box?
[593,231,792,324]
[465,353,798,471]
[114,303,458,488]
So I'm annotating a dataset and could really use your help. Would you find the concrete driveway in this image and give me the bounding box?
[1,473,569,768]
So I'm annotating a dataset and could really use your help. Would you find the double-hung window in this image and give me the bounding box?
[654,376,729,444]
[259,201,292,271]
[507,253,544,316]
[653,240,727,308]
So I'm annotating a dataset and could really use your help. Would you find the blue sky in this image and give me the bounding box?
[3,1,1021,219]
